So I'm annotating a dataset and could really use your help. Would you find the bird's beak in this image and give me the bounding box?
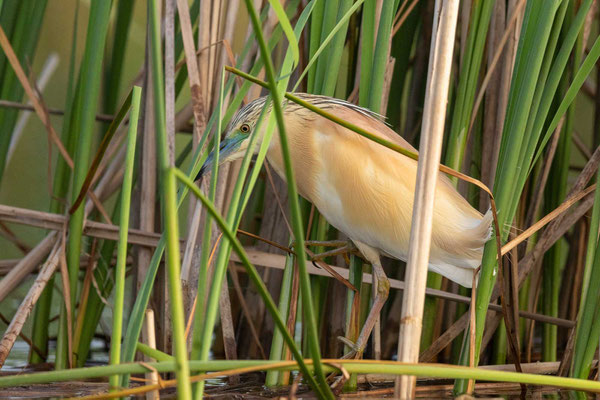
[195,132,245,182]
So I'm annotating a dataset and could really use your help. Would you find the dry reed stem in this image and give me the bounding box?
[176,0,208,286]
[396,0,460,397]
[165,0,176,167]
[0,231,57,304]
[143,309,159,400]
[180,204,201,284]
[219,274,239,384]
[0,99,114,122]
[176,0,206,142]
[136,47,157,298]
[0,312,44,360]
[0,255,127,276]
[0,204,163,248]
[57,226,73,368]
[0,241,61,367]
[485,0,523,197]
[480,0,505,210]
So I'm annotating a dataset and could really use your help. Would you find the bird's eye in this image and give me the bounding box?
[240,123,251,133]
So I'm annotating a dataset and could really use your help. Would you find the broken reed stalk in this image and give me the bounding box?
[143,309,160,400]
[395,0,460,398]
[0,241,61,367]
[0,231,57,304]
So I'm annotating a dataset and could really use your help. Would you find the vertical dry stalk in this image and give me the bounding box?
[144,309,159,400]
[176,0,208,327]
[198,0,212,104]
[137,42,159,350]
[395,0,460,398]
[218,273,238,384]
[165,0,176,166]
[480,0,506,210]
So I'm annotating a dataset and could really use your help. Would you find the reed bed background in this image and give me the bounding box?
[0,0,600,398]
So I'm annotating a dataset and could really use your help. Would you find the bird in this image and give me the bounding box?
[196,93,492,356]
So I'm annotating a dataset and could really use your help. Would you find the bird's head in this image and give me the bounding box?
[195,92,383,182]
[195,97,271,181]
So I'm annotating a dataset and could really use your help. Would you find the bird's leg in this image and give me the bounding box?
[339,259,390,359]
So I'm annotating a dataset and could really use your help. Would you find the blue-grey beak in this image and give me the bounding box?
[195,133,244,182]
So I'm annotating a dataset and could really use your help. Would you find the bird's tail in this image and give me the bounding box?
[429,209,493,288]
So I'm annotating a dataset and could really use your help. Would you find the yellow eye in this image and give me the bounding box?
[240,123,251,133]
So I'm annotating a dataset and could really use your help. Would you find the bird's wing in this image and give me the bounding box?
[309,108,490,286]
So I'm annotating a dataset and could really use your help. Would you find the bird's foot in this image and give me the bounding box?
[337,336,363,359]
[290,239,357,264]
[310,241,357,264]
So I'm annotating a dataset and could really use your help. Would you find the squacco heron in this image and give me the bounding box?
[197,93,492,356]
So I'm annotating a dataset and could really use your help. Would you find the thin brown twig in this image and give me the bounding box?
[0,99,114,121]
[573,129,593,160]
[392,0,420,36]
[0,221,31,254]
